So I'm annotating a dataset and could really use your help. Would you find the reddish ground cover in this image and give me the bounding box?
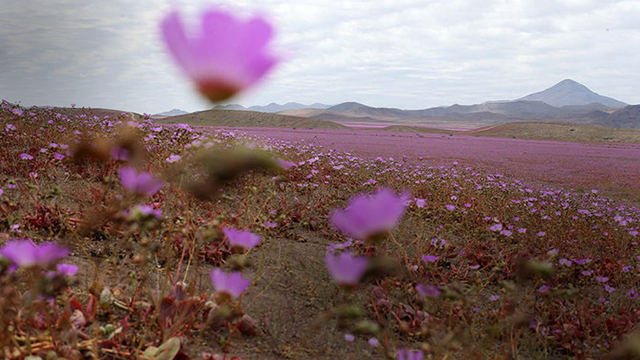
[226,127,640,201]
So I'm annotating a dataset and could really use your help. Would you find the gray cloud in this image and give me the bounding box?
[0,0,638,113]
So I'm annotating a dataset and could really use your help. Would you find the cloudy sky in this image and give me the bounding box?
[1,0,639,113]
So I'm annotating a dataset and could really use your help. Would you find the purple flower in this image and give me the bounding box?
[397,348,424,360]
[276,158,297,170]
[262,221,278,228]
[604,284,616,293]
[222,227,261,249]
[368,338,379,347]
[330,188,407,240]
[209,268,250,299]
[119,167,165,196]
[537,285,550,293]
[19,153,33,160]
[488,294,501,301]
[628,289,639,299]
[110,147,130,161]
[53,153,65,160]
[421,254,439,263]
[489,223,503,232]
[559,258,572,267]
[47,263,78,278]
[324,250,369,286]
[416,284,441,298]
[595,276,609,283]
[128,204,163,219]
[0,239,68,268]
[415,198,426,208]
[165,154,182,163]
[344,333,355,342]
[445,204,456,211]
[161,8,278,102]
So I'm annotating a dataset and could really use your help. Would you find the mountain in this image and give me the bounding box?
[154,109,189,116]
[249,102,331,113]
[517,79,627,107]
[212,104,247,111]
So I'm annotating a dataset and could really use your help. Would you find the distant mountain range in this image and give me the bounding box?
[278,80,638,129]
[213,102,332,113]
[155,80,639,130]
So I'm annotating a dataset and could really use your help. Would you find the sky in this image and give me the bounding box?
[1,0,639,114]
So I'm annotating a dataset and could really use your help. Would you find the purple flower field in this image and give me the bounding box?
[229,126,640,199]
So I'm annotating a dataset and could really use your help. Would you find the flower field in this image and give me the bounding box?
[2,102,640,360]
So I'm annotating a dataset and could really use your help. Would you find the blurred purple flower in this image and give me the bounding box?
[222,227,261,249]
[627,289,638,300]
[537,285,550,293]
[324,250,369,286]
[368,338,379,347]
[604,284,616,293]
[210,268,250,299]
[19,153,33,160]
[559,258,572,267]
[414,198,426,208]
[165,154,182,163]
[344,333,355,342]
[161,8,278,102]
[398,348,424,360]
[416,284,441,298]
[445,204,456,211]
[421,254,439,263]
[119,167,165,196]
[110,147,130,161]
[595,276,609,283]
[47,263,78,277]
[276,158,297,170]
[0,239,68,268]
[330,188,407,240]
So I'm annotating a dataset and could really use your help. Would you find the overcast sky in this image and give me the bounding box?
[1,0,639,113]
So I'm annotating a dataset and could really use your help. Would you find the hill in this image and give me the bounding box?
[153,109,348,129]
[466,122,640,143]
[596,105,640,129]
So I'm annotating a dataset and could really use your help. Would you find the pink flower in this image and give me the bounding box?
[330,188,407,240]
[222,227,261,249]
[161,8,278,102]
[210,268,250,299]
[0,239,68,268]
[119,167,165,196]
[324,250,369,286]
